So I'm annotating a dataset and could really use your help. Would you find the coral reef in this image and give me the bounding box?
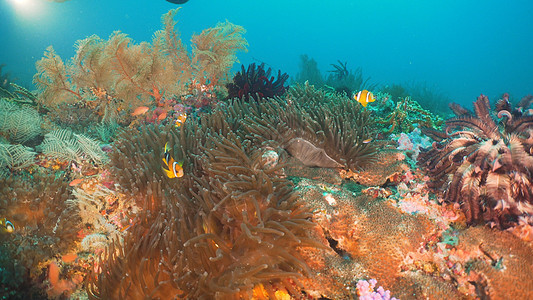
[88,81,375,298]
[419,94,533,228]
[377,96,444,134]
[356,279,398,300]
[340,148,407,186]
[3,5,532,299]
[282,83,378,171]
[292,55,376,96]
[325,61,377,96]
[0,173,82,297]
[380,84,409,102]
[293,175,436,298]
[88,118,323,298]
[226,62,289,100]
[403,81,453,117]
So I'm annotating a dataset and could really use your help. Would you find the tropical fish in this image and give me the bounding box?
[362,137,373,144]
[1,218,15,234]
[354,90,375,107]
[69,178,84,186]
[175,112,187,127]
[131,106,149,116]
[157,111,168,121]
[162,143,184,178]
[61,253,78,263]
[166,0,189,4]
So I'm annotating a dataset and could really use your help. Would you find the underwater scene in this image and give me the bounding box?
[1,0,533,299]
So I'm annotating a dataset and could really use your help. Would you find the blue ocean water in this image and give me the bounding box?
[0,0,532,107]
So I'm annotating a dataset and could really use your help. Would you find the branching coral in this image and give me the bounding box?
[419,94,533,227]
[378,96,443,134]
[226,62,289,100]
[34,8,247,122]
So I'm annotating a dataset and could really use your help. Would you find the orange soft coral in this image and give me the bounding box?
[33,8,247,118]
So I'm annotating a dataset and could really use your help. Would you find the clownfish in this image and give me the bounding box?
[1,218,15,234]
[175,113,187,127]
[354,90,375,107]
[162,143,184,178]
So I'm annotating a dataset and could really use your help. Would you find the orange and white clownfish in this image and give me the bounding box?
[354,90,375,107]
[162,143,184,178]
[1,218,14,234]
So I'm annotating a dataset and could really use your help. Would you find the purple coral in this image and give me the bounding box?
[356,279,398,300]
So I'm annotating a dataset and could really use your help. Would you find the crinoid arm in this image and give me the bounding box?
[419,93,533,228]
[448,102,472,116]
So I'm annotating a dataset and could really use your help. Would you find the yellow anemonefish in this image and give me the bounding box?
[162,143,184,178]
[175,113,187,127]
[354,90,375,107]
[1,218,15,234]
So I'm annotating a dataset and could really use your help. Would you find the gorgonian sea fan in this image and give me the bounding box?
[226,63,289,100]
[419,94,533,228]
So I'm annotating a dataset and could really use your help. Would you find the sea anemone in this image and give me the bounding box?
[88,113,324,298]
[419,94,533,228]
[226,63,289,100]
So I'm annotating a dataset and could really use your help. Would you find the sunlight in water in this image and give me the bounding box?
[8,0,45,17]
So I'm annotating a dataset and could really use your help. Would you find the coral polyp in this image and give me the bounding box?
[419,94,533,227]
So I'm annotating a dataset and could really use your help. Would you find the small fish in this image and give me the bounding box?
[157,111,168,121]
[131,106,150,116]
[166,0,189,4]
[175,113,187,127]
[354,90,375,107]
[162,143,184,178]
[69,178,84,186]
[120,224,133,232]
[1,218,15,233]
[362,138,373,144]
[61,253,78,263]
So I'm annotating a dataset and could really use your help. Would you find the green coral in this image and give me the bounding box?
[377,96,443,134]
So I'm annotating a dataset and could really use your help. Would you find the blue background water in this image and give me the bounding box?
[1,0,532,108]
